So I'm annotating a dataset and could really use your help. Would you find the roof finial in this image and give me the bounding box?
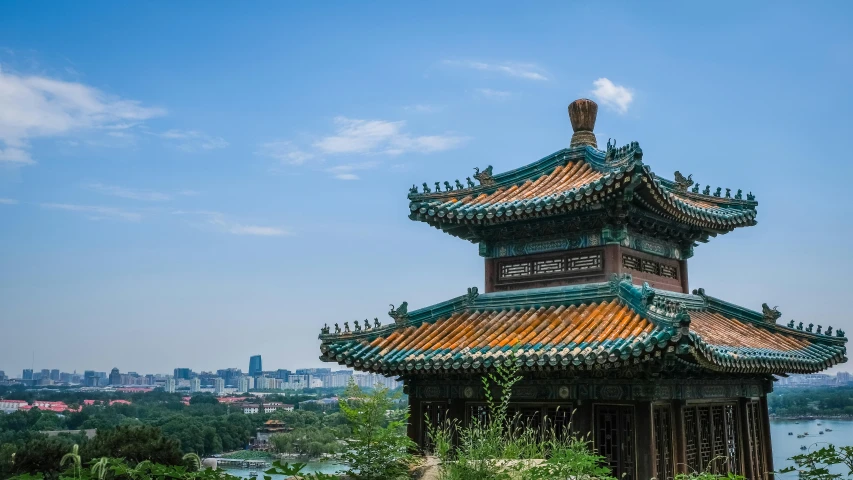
[568,98,598,148]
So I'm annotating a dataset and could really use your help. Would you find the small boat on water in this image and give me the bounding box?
[819,431,824,435]
[797,434,805,438]
[249,472,257,477]
[789,432,794,435]
[826,428,833,432]
[801,446,808,450]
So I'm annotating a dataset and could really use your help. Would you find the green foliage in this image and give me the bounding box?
[338,380,415,479]
[220,450,271,460]
[188,395,219,405]
[769,387,853,417]
[779,444,853,479]
[426,352,617,480]
[81,425,183,466]
[266,410,348,458]
[674,471,747,480]
[9,435,78,480]
[60,444,82,480]
[265,460,340,480]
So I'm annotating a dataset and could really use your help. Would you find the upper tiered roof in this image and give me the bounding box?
[407,99,758,244]
[318,275,847,375]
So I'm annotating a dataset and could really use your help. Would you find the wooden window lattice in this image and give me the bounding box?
[684,409,698,471]
[622,254,679,279]
[653,405,675,480]
[683,403,741,476]
[499,252,602,281]
[745,401,766,480]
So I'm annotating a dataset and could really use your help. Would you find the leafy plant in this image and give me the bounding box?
[182,453,202,472]
[426,350,618,480]
[338,379,415,479]
[780,444,853,480]
[59,445,82,480]
[265,460,340,480]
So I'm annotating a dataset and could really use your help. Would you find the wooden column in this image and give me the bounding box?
[636,401,655,480]
[738,398,754,478]
[760,395,775,479]
[672,400,688,475]
[484,258,496,293]
[679,259,689,293]
[603,244,622,277]
[407,395,421,450]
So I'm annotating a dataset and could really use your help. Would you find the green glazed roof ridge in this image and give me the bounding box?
[407,147,576,201]
[406,145,643,202]
[698,292,848,345]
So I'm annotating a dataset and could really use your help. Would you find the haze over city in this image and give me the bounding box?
[2,2,853,376]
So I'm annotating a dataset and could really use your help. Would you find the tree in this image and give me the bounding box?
[82,425,183,466]
[338,380,414,480]
[189,395,219,405]
[10,436,76,480]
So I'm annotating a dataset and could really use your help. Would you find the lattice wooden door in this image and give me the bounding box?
[595,405,635,480]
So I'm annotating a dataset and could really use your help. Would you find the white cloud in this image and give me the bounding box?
[475,88,512,99]
[256,141,315,165]
[173,210,288,237]
[84,183,185,202]
[153,129,228,152]
[0,65,165,165]
[443,60,548,81]
[40,203,141,221]
[591,78,634,114]
[325,161,380,180]
[0,198,17,204]
[314,117,467,156]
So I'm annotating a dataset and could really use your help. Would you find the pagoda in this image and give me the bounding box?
[318,99,847,480]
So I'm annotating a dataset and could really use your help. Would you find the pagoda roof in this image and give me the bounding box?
[408,144,758,241]
[319,276,846,376]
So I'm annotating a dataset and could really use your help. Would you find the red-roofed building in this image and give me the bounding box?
[218,396,250,404]
[20,401,79,413]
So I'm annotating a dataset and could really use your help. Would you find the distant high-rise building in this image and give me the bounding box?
[173,368,193,380]
[237,376,253,393]
[274,369,291,381]
[0,371,6,381]
[190,378,201,393]
[214,377,225,395]
[216,368,243,387]
[50,369,60,381]
[109,368,121,385]
[165,378,176,393]
[249,355,263,377]
[40,369,50,380]
[22,369,33,380]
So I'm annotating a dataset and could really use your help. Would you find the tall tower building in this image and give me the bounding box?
[249,355,262,377]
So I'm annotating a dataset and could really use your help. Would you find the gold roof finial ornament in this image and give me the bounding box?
[568,98,598,148]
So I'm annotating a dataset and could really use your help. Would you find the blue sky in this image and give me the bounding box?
[1,2,852,376]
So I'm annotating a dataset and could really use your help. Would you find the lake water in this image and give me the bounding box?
[218,461,346,479]
[771,418,852,478]
[218,421,853,479]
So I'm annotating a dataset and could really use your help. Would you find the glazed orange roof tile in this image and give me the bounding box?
[319,276,846,375]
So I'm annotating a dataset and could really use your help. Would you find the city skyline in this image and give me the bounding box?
[2,3,853,375]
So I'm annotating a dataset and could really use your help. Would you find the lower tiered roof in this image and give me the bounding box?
[318,276,847,375]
